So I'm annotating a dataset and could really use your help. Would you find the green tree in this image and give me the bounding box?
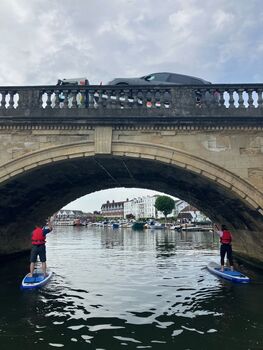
[155,196,175,225]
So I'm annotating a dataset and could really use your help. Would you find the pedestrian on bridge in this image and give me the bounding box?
[215,224,234,272]
[29,219,53,277]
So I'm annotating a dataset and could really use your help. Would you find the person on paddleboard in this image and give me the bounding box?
[215,224,234,272]
[29,219,53,277]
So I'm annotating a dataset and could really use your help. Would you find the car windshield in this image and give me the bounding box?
[145,74,156,81]
[143,73,170,82]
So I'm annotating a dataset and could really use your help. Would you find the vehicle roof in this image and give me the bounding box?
[142,72,211,84]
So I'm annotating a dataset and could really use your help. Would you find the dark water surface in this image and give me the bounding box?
[0,227,263,350]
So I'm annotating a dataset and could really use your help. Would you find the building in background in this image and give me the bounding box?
[101,200,126,218]
[100,196,210,222]
[55,209,84,220]
[124,195,158,219]
[54,209,87,226]
[177,204,211,223]
[174,199,188,215]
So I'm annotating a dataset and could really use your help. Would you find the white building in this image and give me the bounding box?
[56,209,84,219]
[124,196,210,222]
[174,200,188,215]
[124,195,158,219]
[176,203,211,223]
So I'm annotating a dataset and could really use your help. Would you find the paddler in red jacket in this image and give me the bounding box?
[215,224,234,272]
[29,219,53,277]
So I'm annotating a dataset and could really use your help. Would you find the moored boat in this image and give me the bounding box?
[132,222,145,230]
[53,220,74,226]
[73,218,86,226]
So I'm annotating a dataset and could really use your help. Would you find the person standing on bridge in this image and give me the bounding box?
[29,219,53,277]
[215,224,234,272]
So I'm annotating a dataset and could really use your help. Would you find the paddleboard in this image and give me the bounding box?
[207,262,250,283]
[21,270,53,290]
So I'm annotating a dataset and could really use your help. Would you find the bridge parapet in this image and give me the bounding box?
[0,84,263,118]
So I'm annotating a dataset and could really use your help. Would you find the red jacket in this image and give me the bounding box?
[220,230,232,244]
[32,227,46,245]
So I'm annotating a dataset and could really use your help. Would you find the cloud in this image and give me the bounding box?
[1,0,262,209]
[0,0,263,85]
[63,188,167,213]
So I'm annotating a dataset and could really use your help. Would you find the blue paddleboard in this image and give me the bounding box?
[21,270,53,290]
[207,262,250,283]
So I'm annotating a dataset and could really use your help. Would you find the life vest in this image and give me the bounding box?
[220,230,232,244]
[32,227,46,245]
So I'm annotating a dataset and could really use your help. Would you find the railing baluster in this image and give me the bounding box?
[141,89,148,108]
[237,88,245,108]
[0,91,6,109]
[126,88,134,108]
[228,89,235,108]
[62,91,69,109]
[83,88,91,108]
[195,89,201,107]
[104,89,110,108]
[163,89,171,108]
[247,88,254,108]
[136,90,143,108]
[218,88,225,107]
[205,88,213,107]
[146,89,153,108]
[71,90,78,108]
[122,88,129,108]
[96,89,103,107]
[7,91,15,109]
[53,91,60,109]
[199,88,208,108]
[155,90,161,108]
[109,88,117,109]
[127,88,135,108]
[45,90,52,109]
[257,88,263,108]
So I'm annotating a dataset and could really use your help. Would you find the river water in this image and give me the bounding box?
[0,226,263,350]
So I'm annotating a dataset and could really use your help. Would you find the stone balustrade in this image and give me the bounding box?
[0,84,263,118]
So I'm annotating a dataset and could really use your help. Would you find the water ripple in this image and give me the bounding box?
[0,227,262,349]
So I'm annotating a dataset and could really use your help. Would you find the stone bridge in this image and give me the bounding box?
[0,83,262,267]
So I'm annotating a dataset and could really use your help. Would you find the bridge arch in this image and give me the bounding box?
[0,141,262,265]
[0,140,262,210]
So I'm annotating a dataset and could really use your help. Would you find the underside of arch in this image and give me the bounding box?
[0,141,262,265]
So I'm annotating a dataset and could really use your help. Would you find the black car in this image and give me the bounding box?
[108,72,211,86]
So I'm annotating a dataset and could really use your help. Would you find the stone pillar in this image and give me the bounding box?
[94,126,112,154]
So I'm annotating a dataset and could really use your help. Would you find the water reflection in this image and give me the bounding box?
[0,226,262,349]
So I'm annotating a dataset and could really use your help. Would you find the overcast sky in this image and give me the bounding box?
[1,0,262,211]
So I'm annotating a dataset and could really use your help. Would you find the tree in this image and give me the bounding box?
[155,196,175,224]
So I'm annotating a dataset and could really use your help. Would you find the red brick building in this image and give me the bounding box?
[101,200,126,218]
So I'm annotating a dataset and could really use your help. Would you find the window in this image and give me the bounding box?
[168,74,193,84]
[144,73,170,82]
[168,73,208,85]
